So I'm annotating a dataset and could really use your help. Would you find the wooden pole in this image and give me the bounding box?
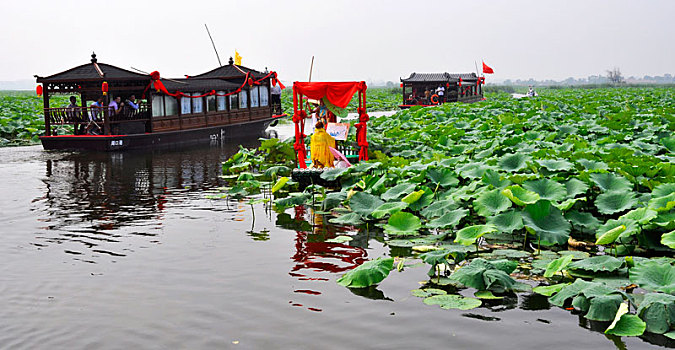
[205,24,222,67]
[308,56,314,82]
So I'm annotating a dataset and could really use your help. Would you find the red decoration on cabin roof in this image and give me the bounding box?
[36,85,43,96]
[293,81,367,109]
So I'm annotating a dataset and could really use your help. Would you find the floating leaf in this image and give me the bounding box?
[523,179,567,202]
[401,189,425,204]
[329,212,364,226]
[426,209,469,229]
[522,201,571,246]
[629,259,675,294]
[487,210,524,233]
[568,256,624,273]
[411,288,447,298]
[537,158,574,172]
[320,167,349,181]
[455,224,498,245]
[636,292,675,334]
[502,185,540,206]
[474,189,512,217]
[427,168,459,188]
[381,183,416,201]
[349,192,385,219]
[544,254,574,278]
[423,294,482,310]
[382,212,422,236]
[533,283,569,297]
[337,257,394,288]
[595,190,637,215]
[605,303,646,336]
[370,202,409,219]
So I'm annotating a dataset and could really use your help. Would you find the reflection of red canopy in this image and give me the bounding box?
[293,81,367,109]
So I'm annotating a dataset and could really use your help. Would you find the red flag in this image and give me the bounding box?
[482,61,494,74]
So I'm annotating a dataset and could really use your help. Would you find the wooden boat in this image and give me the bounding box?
[399,72,485,108]
[34,53,286,151]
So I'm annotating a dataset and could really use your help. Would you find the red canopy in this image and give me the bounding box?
[293,81,366,109]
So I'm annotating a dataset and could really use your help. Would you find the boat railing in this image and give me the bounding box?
[44,103,150,125]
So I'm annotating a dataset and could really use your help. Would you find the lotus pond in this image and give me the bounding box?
[219,87,675,346]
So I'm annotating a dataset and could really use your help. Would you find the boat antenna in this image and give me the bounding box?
[205,24,223,67]
[308,56,314,82]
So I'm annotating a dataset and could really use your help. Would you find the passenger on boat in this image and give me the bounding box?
[271,83,282,114]
[123,95,139,118]
[310,121,335,168]
[125,95,139,110]
[436,85,445,104]
[90,97,103,120]
[66,96,79,116]
[424,88,431,104]
[314,99,328,125]
[108,96,123,115]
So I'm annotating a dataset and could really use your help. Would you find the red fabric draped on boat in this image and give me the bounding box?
[293,81,367,109]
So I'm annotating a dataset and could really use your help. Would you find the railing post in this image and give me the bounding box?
[43,88,51,136]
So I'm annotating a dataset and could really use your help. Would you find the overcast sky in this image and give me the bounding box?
[1,0,673,84]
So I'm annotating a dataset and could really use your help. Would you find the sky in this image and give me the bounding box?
[1,0,673,86]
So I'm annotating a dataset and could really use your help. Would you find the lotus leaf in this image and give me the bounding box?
[653,183,675,198]
[325,235,353,243]
[648,192,675,212]
[544,254,575,278]
[349,192,385,219]
[590,172,632,192]
[482,169,511,188]
[635,292,675,334]
[381,183,417,201]
[595,224,626,245]
[411,288,447,298]
[370,202,409,219]
[423,294,482,310]
[449,258,526,293]
[499,153,530,172]
[455,224,498,245]
[329,212,364,226]
[426,209,469,229]
[420,199,458,219]
[537,158,574,172]
[502,185,540,206]
[523,178,567,202]
[426,168,459,188]
[271,176,289,193]
[662,230,675,249]
[629,259,675,294]
[533,283,569,297]
[619,207,658,225]
[595,190,637,215]
[401,189,425,204]
[565,178,589,198]
[337,257,394,288]
[605,303,647,336]
[382,211,422,236]
[565,210,601,230]
[568,256,624,273]
[487,210,524,233]
[522,201,571,246]
[474,189,512,217]
[577,159,609,171]
[596,218,640,242]
[274,193,310,208]
[661,136,675,152]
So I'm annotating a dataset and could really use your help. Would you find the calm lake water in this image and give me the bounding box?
[1,128,672,349]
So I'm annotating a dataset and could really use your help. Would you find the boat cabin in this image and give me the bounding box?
[399,72,484,108]
[34,53,284,151]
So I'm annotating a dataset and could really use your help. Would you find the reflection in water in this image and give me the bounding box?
[32,139,260,262]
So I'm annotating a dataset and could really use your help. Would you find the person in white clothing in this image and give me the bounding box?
[435,86,445,104]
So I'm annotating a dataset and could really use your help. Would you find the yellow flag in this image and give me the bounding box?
[234,51,242,65]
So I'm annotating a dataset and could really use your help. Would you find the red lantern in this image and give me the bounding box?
[400,83,403,88]
[101,81,109,96]
[36,85,43,96]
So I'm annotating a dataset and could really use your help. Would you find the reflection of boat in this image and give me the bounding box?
[399,72,484,108]
[35,53,285,151]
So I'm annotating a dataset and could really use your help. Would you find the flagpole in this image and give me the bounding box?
[204,24,222,67]
[474,60,479,78]
[308,56,314,82]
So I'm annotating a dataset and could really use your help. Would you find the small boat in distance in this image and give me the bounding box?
[35,53,286,151]
[399,72,484,108]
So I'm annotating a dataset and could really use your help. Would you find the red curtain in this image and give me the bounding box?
[293,82,366,109]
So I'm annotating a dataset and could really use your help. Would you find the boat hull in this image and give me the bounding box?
[40,117,278,151]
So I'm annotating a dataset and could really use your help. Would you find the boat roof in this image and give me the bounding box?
[36,53,149,83]
[401,72,479,83]
[163,78,241,93]
[190,64,265,79]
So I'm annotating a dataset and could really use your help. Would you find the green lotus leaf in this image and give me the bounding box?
[381,183,417,201]
[408,186,435,212]
[370,202,409,219]
[454,224,498,245]
[648,192,675,212]
[565,210,601,230]
[499,153,530,172]
[325,235,353,243]
[387,239,415,248]
[349,192,385,219]
[474,189,512,217]
[523,178,567,202]
[382,211,422,236]
[629,259,675,294]
[336,257,394,288]
[595,190,637,215]
[401,189,425,204]
[533,283,569,297]
[565,178,589,198]
[595,224,626,245]
[502,185,540,206]
[522,201,571,246]
[262,165,291,179]
[568,256,624,273]
[653,183,675,198]
[654,210,675,228]
[420,199,458,219]
[537,158,574,172]
[320,167,349,181]
[586,294,625,321]
[590,172,632,192]
[351,161,382,173]
[554,197,587,211]
[449,258,525,293]
[426,168,459,188]
[423,294,482,310]
[544,254,575,278]
[662,230,675,249]
[605,303,647,336]
[619,208,658,225]
[322,191,347,210]
[487,210,524,233]
[635,292,675,334]
[426,209,469,229]
[661,136,675,152]
[577,159,609,171]
[274,192,311,208]
[457,162,495,179]
[271,176,289,193]
[474,290,503,299]
[329,212,364,226]
[411,288,447,298]
[482,169,511,188]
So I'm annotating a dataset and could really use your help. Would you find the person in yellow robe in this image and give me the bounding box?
[310,122,335,168]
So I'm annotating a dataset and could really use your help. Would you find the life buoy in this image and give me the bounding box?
[430,94,439,104]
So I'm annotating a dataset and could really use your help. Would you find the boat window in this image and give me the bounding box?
[206,94,216,112]
[192,93,203,113]
[230,94,239,110]
[239,90,248,109]
[165,96,178,116]
[181,96,191,115]
[250,86,259,108]
[260,86,269,107]
[152,95,165,117]
[216,91,226,111]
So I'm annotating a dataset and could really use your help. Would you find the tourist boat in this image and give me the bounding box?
[399,72,485,108]
[34,53,286,151]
